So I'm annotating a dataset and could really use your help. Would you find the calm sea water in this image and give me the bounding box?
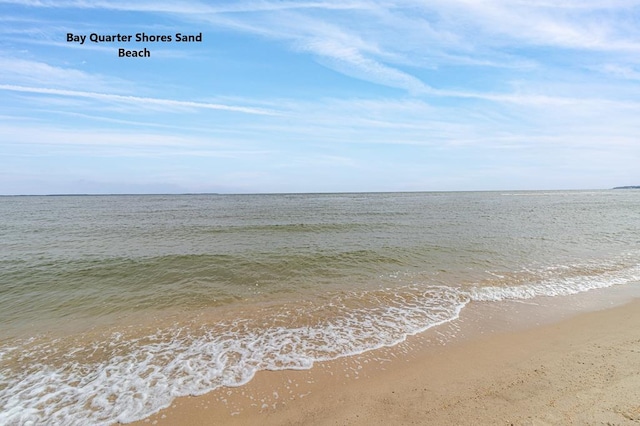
[1,191,639,424]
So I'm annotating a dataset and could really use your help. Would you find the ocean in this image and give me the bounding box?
[1,190,639,424]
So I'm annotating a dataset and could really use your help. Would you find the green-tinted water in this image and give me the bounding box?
[1,191,639,424]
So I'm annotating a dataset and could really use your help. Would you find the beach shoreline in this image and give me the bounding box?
[133,285,640,425]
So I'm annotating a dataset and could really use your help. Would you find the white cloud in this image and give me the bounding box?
[5,0,640,91]
[0,57,130,92]
[0,122,210,148]
[0,121,275,160]
[0,0,369,13]
[2,0,640,193]
[305,38,431,94]
[599,64,640,81]
[0,84,280,115]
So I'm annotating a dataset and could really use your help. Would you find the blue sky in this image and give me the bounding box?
[1,0,639,194]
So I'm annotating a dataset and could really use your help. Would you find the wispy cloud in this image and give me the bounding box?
[599,64,640,81]
[304,38,431,94]
[2,0,639,193]
[0,57,131,91]
[0,84,280,115]
[5,0,640,92]
[200,0,640,95]
[0,121,274,162]
[0,0,369,13]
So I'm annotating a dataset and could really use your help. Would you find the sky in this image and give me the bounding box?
[1,0,639,194]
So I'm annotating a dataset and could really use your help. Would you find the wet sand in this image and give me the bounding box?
[133,293,640,425]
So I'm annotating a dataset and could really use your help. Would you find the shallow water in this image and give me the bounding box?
[1,190,639,424]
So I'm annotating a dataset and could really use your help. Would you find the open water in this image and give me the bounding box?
[1,191,639,424]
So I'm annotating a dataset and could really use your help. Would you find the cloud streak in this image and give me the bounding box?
[4,1,640,92]
[2,0,639,193]
[0,84,279,115]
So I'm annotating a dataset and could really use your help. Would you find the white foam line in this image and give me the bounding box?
[2,265,639,425]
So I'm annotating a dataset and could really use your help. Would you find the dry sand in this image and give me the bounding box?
[133,293,640,425]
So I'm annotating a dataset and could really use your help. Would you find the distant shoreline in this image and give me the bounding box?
[0,188,629,197]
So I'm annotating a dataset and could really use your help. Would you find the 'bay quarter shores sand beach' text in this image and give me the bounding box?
[66,32,203,57]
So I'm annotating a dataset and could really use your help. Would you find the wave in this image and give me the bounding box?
[1,261,639,425]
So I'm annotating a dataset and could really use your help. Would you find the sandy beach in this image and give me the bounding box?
[134,290,640,426]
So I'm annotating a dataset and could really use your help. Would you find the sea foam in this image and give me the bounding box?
[1,263,639,425]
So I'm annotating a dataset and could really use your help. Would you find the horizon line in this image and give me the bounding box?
[0,188,628,197]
